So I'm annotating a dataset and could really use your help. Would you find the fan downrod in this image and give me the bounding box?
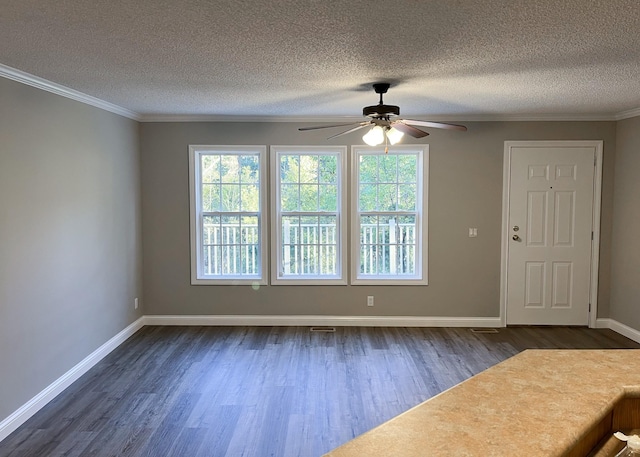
[363,82,400,118]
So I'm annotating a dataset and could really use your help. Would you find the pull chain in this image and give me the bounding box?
[384,130,389,154]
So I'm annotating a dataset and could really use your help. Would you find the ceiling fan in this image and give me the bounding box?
[299,83,467,149]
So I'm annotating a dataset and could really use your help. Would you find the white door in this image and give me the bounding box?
[504,141,600,325]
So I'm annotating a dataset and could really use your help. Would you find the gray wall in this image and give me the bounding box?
[140,121,616,318]
[0,78,143,422]
[610,116,640,328]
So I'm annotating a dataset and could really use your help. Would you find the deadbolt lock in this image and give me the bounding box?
[513,225,519,232]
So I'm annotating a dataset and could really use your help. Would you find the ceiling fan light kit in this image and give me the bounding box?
[362,125,384,146]
[362,125,404,146]
[385,126,404,145]
[299,82,467,150]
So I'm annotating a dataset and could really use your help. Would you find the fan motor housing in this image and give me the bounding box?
[363,104,400,118]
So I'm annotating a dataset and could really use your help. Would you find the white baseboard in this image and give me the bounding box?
[594,318,613,329]
[596,318,640,344]
[143,314,503,328]
[0,317,145,443]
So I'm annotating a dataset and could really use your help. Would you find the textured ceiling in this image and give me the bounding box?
[2,0,640,119]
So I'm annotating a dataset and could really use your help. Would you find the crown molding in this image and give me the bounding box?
[0,63,140,121]
[459,113,617,122]
[138,112,620,123]
[615,107,640,121]
[139,114,366,123]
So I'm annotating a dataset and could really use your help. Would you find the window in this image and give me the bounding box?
[351,145,428,285]
[189,146,268,284]
[271,146,347,284]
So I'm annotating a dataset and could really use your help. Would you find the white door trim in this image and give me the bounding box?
[500,140,603,327]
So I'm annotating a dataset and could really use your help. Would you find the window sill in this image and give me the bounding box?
[271,277,348,286]
[351,278,428,286]
[191,277,268,286]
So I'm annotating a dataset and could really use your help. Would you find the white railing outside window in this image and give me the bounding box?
[202,223,260,275]
[281,220,338,275]
[207,219,416,277]
[360,219,416,275]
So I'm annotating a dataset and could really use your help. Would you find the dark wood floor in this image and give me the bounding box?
[1,326,638,457]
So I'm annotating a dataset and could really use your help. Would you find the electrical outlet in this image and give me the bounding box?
[134,298,139,310]
[367,296,374,307]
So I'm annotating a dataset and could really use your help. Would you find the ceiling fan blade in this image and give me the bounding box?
[391,122,429,138]
[298,122,362,131]
[326,123,371,139]
[399,119,467,131]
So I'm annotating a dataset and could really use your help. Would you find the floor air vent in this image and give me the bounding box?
[470,328,500,334]
[310,326,336,332]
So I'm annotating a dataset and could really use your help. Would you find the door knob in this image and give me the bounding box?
[512,234,521,241]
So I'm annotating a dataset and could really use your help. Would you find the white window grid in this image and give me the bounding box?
[271,146,347,285]
[189,145,268,285]
[351,145,429,285]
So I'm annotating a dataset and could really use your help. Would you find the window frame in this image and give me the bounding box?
[188,145,268,285]
[350,144,429,285]
[270,145,348,285]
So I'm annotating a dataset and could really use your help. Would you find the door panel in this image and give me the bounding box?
[527,191,547,246]
[506,144,595,325]
[551,262,572,308]
[525,261,545,307]
[553,191,575,246]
